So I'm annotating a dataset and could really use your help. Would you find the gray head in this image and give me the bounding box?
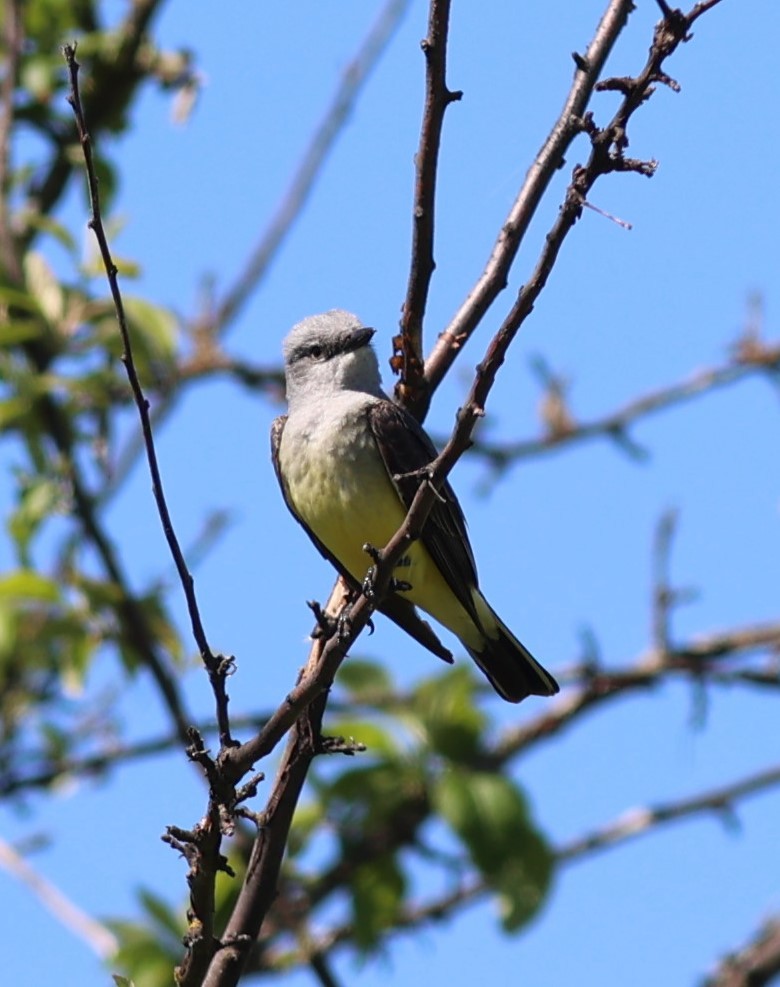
[282,309,386,409]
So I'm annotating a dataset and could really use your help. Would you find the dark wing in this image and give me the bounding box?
[270,414,453,663]
[366,401,482,626]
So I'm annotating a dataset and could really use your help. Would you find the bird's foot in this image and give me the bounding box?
[362,544,413,599]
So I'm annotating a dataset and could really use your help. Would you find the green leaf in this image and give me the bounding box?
[433,769,554,931]
[324,758,426,834]
[337,658,394,700]
[24,251,63,325]
[6,476,64,556]
[0,570,60,603]
[138,889,183,941]
[108,918,179,987]
[0,284,44,314]
[351,854,406,951]
[0,396,34,429]
[288,800,326,857]
[123,297,178,363]
[324,718,398,756]
[20,212,77,254]
[409,665,486,762]
[112,976,135,987]
[0,320,46,345]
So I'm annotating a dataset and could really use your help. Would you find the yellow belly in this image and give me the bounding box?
[279,409,475,642]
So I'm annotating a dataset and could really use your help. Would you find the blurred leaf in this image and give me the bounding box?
[138,593,184,666]
[22,212,78,254]
[0,570,60,603]
[138,889,183,941]
[325,758,427,837]
[7,475,64,558]
[123,297,178,362]
[0,284,44,314]
[0,397,35,430]
[351,854,406,951]
[0,320,46,345]
[337,658,394,700]
[112,976,135,987]
[109,919,179,987]
[324,718,398,757]
[19,52,63,104]
[409,665,485,762]
[113,257,143,278]
[288,800,326,857]
[24,251,63,325]
[433,769,553,932]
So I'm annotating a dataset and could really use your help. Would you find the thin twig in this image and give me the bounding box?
[495,620,780,763]
[417,0,635,413]
[309,953,344,987]
[703,917,780,987]
[109,0,409,515]
[461,338,780,472]
[423,0,721,436]
[557,761,780,861]
[28,0,165,226]
[0,836,118,959]
[264,761,780,972]
[62,45,232,746]
[396,0,460,407]
[651,507,679,657]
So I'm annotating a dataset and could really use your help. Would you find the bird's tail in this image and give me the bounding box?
[465,602,559,703]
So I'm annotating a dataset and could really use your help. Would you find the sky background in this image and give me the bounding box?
[2,1,779,985]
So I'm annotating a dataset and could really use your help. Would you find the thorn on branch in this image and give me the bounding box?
[618,156,659,177]
[307,599,336,637]
[572,51,590,73]
[652,70,681,92]
[235,772,265,806]
[596,75,637,96]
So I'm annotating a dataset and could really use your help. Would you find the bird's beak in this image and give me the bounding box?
[345,326,375,352]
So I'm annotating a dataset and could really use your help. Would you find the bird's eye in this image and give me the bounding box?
[308,345,323,360]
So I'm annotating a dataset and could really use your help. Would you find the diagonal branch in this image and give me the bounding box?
[270,760,780,972]
[62,44,231,744]
[417,0,635,413]
[704,917,780,987]
[460,335,780,472]
[27,0,165,225]
[0,835,118,960]
[396,0,460,407]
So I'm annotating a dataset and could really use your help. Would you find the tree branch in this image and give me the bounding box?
[704,918,780,987]
[460,333,780,474]
[63,44,233,746]
[0,835,118,959]
[396,0,460,408]
[418,0,635,412]
[267,760,780,973]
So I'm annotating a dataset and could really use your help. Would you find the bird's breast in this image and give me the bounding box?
[279,398,407,581]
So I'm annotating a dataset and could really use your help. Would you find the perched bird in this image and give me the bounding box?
[271,309,559,703]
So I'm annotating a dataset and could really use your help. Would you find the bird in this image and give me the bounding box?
[271,309,559,703]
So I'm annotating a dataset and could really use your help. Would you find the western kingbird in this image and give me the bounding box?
[271,309,559,703]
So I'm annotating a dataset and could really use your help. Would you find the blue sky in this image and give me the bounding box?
[2,2,779,985]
